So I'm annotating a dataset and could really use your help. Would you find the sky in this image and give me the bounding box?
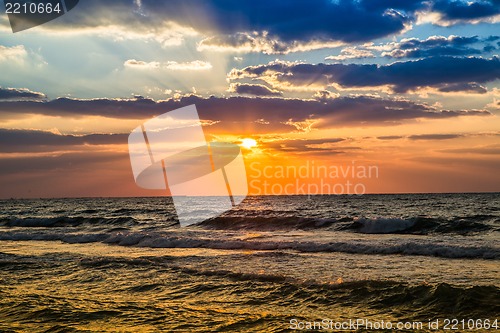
[0,0,499,198]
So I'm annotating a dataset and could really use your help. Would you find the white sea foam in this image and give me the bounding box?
[0,231,497,259]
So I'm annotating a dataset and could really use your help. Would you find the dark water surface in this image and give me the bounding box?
[0,194,499,332]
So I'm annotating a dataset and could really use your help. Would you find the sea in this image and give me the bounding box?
[0,193,498,332]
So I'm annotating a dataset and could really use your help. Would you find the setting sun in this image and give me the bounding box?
[241,138,257,149]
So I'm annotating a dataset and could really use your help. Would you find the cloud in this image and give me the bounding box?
[0,95,491,135]
[408,134,463,140]
[377,135,404,140]
[124,59,212,70]
[228,83,282,96]
[0,87,46,101]
[0,151,125,174]
[384,45,481,58]
[197,32,343,55]
[194,0,410,43]
[432,0,500,21]
[0,45,27,63]
[334,35,498,60]
[124,59,160,69]
[377,132,500,141]
[0,129,127,152]
[359,0,426,12]
[164,60,212,70]
[19,0,199,47]
[229,57,500,93]
[485,98,500,109]
[325,47,375,61]
[261,137,350,154]
[0,95,166,119]
[439,145,500,155]
[39,0,413,48]
[10,0,498,56]
[313,90,340,101]
[417,1,500,26]
[437,82,487,94]
[486,35,500,42]
[395,35,480,48]
[484,45,497,52]
[381,35,484,58]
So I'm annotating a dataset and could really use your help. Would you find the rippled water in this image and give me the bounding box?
[0,194,499,332]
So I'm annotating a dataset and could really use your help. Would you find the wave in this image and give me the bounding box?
[178,268,500,317]
[352,216,497,234]
[198,214,497,235]
[0,231,497,259]
[74,255,499,318]
[0,216,140,228]
[1,212,496,236]
[199,216,340,230]
[355,217,417,233]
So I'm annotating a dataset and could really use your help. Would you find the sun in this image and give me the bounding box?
[241,138,257,149]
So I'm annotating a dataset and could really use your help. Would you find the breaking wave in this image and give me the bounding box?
[0,230,497,259]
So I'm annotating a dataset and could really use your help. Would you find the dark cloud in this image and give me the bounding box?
[359,0,425,12]
[486,35,500,42]
[0,95,491,132]
[0,151,125,174]
[483,45,497,52]
[432,0,500,20]
[380,132,499,141]
[386,46,481,58]
[264,138,345,150]
[408,134,463,140]
[377,135,404,140]
[439,146,500,155]
[325,35,498,61]
[383,35,488,58]
[229,83,282,96]
[261,138,359,155]
[0,93,491,140]
[53,0,412,45]
[398,35,480,49]
[0,129,127,153]
[0,87,46,101]
[230,56,500,93]
[312,97,489,128]
[0,96,161,119]
[27,0,499,53]
[437,82,487,94]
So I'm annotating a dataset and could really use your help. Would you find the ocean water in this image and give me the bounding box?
[0,193,499,332]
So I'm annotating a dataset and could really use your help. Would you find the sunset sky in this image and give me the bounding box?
[0,0,499,198]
